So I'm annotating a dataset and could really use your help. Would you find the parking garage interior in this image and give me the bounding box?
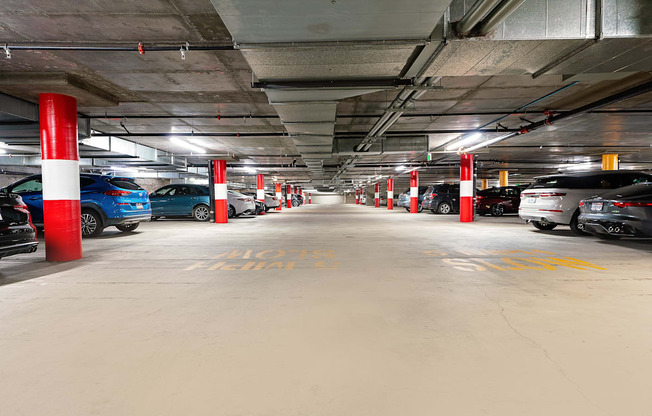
[1,0,651,414]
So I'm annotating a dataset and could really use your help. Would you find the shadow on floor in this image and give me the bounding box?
[0,259,81,287]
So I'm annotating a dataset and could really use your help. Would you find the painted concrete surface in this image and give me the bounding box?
[1,205,651,415]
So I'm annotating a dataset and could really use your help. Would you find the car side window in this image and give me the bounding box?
[177,186,190,195]
[80,177,96,188]
[11,178,42,193]
[153,186,173,196]
[506,188,518,196]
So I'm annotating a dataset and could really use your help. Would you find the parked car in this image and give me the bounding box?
[477,186,526,216]
[397,186,429,212]
[519,171,652,235]
[291,194,304,207]
[150,184,211,221]
[241,192,281,212]
[228,190,256,217]
[579,182,652,239]
[2,174,151,237]
[422,184,460,214]
[0,192,38,260]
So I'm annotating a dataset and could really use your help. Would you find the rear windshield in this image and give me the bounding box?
[108,178,143,191]
[529,173,652,190]
[599,182,652,199]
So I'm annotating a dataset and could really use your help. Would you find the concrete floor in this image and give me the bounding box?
[1,204,651,415]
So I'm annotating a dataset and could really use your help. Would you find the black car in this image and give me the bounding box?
[291,194,304,207]
[579,182,652,239]
[422,184,460,214]
[0,192,38,259]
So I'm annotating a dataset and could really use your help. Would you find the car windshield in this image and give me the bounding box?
[478,187,501,196]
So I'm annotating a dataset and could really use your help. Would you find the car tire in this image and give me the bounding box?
[532,221,557,231]
[570,210,591,236]
[417,203,423,213]
[116,223,139,232]
[81,209,104,238]
[437,202,452,214]
[192,204,210,222]
[228,205,236,218]
[292,200,300,207]
[490,204,504,217]
[404,207,410,212]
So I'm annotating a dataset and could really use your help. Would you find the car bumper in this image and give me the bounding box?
[0,240,38,258]
[579,213,651,238]
[106,213,151,226]
[519,208,568,225]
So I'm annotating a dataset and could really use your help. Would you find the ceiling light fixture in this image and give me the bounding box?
[395,165,406,171]
[170,137,206,154]
[464,133,516,152]
[243,167,257,174]
[445,132,482,151]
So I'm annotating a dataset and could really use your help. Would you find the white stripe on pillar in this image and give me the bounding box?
[214,183,227,199]
[460,180,474,197]
[410,186,418,198]
[387,190,393,199]
[41,159,80,200]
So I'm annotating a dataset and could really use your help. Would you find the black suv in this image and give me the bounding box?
[422,184,460,214]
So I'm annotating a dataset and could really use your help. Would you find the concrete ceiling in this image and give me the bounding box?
[0,0,650,191]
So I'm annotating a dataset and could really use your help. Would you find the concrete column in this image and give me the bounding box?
[39,93,82,262]
[410,170,419,213]
[387,178,394,210]
[499,171,508,187]
[286,184,292,208]
[308,193,312,204]
[602,154,619,170]
[355,189,359,204]
[256,174,265,215]
[275,183,282,211]
[213,160,228,223]
[374,182,380,208]
[481,179,488,190]
[460,154,474,222]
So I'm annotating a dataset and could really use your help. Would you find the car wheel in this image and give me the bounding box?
[116,223,139,232]
[570,210,591,236]
[265,207,270,212]
[532,221,557,231]
[404,207,410,212]
[437,202,452,214]
[292,200,300,207]
[490,204,504,217]
[192,204,210,222]
[417,203,423,213]
[81,209,104,238]
[228,205,236,218]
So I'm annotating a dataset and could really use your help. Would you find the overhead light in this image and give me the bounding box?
[395,165,406,171]
[464,133,516,152]
[170,137,206,154]
[560,162,597,171]
[243,167,256,174]
[445,132,482,151]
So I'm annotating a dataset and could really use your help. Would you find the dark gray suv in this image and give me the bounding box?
[422,184,461,214]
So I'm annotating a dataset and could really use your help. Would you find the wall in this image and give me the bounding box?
[0,174,29,189]
[311,193,346,205]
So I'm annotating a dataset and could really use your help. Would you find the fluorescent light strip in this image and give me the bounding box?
[464,133,516,152]
[170,137,206,154]
[445,132,482,151]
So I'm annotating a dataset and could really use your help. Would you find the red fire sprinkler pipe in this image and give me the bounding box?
[213,160,228,223]
[39,93,82,261]
[374,182,380,207]
[387,178,394,210]
[460,154,474,222]
[256,174,265,215]
[410,170,419,213]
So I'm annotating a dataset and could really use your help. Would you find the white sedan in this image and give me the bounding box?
[228,190,256,217]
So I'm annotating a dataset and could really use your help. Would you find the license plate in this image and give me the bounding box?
[527,197,536,204]
[590,202,603,211]
[136,203,143,209]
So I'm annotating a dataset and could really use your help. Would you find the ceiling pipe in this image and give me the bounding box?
[456,0,503,36]
[5,43,235,52]
[475,0,527,36]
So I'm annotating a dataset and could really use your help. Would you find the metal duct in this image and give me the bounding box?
[476,0,528,36]
[457,0,502,36]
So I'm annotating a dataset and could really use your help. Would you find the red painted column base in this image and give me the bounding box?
[410,198,418,213]
[43,200,82,261]
[460,196,473,222]
[387,198,393,210]
[215,200,228,223]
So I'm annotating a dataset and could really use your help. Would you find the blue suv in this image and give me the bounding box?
[150,184,211,221]
[2,174,151,237]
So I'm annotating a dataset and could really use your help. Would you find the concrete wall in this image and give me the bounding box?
[0,174,29,189]
[311,193,346,205]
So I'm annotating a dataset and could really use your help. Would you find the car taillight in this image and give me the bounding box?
[539,193,566,197]
[104,190,131,196]
[14,203,29,212]
[579,201,584,207]
[612,201,652,208]
[428,193,437,199]
[477,195,484,200]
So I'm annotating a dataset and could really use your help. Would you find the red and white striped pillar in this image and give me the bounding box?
[387,178,394,210]
[256,174,265,215]
[374,182,380,208]
[410,170,419,213]
[355,189,359,204]
[298,187,303,205]
[460,154,474,222]
[286,184,292,208]
[308,193,312,204]
[275,183,282,211]
[39,93,82,262]
[213,160,228,223]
